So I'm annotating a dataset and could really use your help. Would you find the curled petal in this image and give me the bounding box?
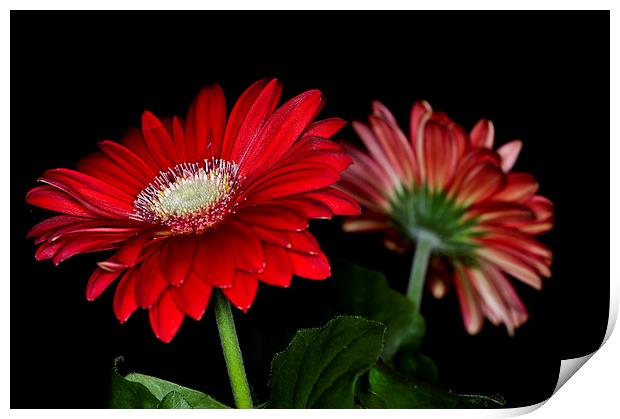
[470,119,495,149]
[422,119,458,190]
[26,186,98,218]
[409,100,433,148]
[454,164,506,205]
[497,140,522,172]
[40,169,135,217]
[466,202,533,223]
[493,173,539,202]
[477,247,543,289]
[87,234,149,300]
[342,215,391,233]
[86,268,123,302]
[353,121,402,187]
[454,266,483,335]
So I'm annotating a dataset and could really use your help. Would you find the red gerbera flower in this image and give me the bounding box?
[339,100,553,335]
[26,79,359,342]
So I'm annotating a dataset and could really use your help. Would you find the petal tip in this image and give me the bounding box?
[416,100,433,112]
[158,335,173,344]
[141,110,161,129]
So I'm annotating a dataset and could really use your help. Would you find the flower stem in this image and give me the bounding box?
[406,234,434,312]
[214,290,253,409]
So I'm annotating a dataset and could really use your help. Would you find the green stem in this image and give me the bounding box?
[214,290,253,409]
[406,234,434,313]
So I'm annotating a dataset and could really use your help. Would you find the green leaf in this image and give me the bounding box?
[363,365,505,409]
[332,260,425,360]
[110,365,159,408]
[268,316,386,408]
[332,260,437,382]
[125,373,228,408]
[366,364,456,408]
[110,359,229,409]
[158,391,192,409]
[393,350,439,384]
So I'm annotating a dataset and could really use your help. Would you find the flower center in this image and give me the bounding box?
[132,159,240,234]
[389,185,479,259]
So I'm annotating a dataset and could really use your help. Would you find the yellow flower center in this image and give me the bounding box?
[132,160,240,234]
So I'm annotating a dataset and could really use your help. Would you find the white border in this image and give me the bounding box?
[4,3,616,418]
[0,0,617,10]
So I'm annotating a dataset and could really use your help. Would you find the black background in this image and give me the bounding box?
[11,11,609,408]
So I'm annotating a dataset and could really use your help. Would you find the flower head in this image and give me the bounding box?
[26,79,359,342]
[339,100,553,335]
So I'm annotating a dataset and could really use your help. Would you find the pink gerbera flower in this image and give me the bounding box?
[339,100,553,335]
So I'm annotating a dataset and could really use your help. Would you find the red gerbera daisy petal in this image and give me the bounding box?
[497,140,522,172]
[185,84,227,160]
[470,119,495,149]
[289,250,331,280]
[113,269,139,324]
[192,231,236,288]
[224,221,266,274]
[26,186,97,217]
[141,111,178,168]
[86,234,149,300]
[171,270,213,321]
[234,203,309,232]
[221,79,274,160]
[135,254,169,309]
[149,290,185,343]
[159,236,197,286]
[223,271,259,312]
[86,268,123,302]
[237,90,324,179]
[98,140,158,184]
[256,244,293,287]
[229,79,283,168]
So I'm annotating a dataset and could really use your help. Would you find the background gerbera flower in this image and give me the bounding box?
[26,79,359,342]
[339,100,553,335]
